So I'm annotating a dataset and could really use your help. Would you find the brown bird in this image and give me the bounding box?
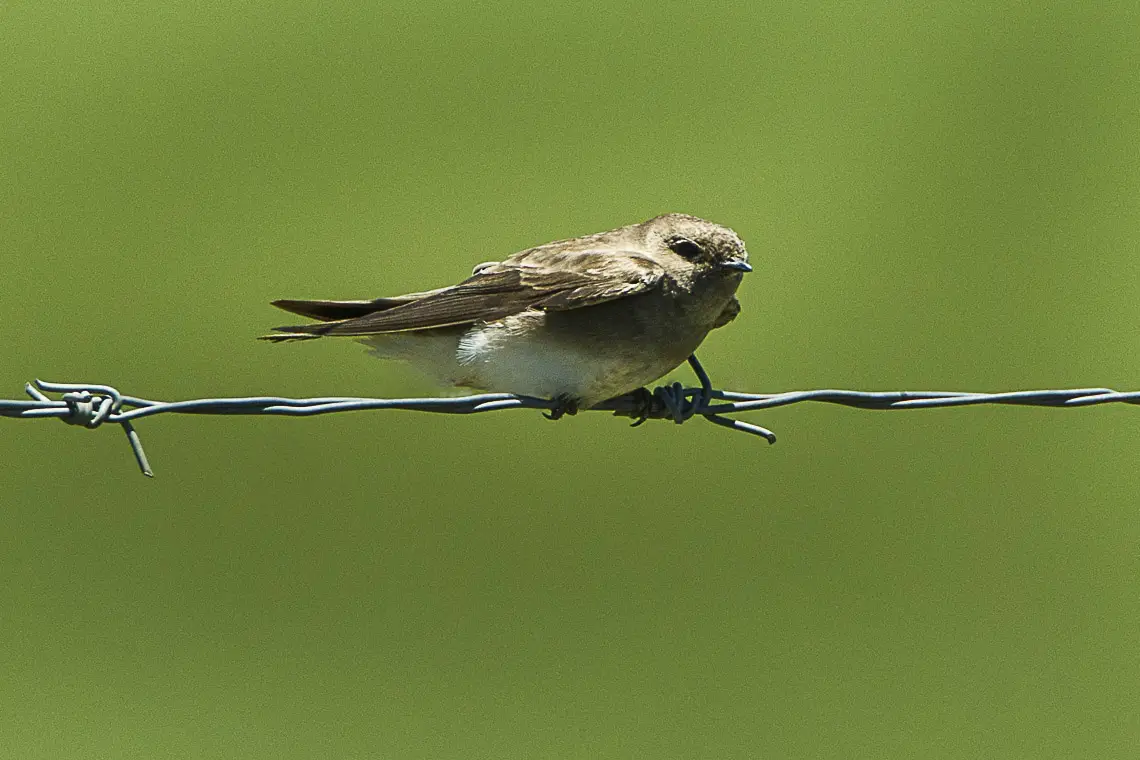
[263,213,751,413]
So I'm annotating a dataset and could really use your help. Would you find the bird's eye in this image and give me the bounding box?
[668,237,704,259]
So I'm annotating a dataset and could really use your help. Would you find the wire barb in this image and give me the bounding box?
[2,356,1136,477]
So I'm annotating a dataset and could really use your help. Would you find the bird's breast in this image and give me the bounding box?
[456,289,724,407]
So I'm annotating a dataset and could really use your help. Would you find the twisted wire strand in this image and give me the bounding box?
[2,356,1135,477]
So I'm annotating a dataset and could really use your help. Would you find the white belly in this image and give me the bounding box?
[456,313,629,403]
[362,309,696,408]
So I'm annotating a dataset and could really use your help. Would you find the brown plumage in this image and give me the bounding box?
[263,213,751,409]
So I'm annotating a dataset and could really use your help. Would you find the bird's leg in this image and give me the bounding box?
[619,354,718,426]
[641,354,714,423]
[543,393,580,421]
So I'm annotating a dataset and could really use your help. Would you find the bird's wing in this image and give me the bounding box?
[270,287,452,322]
[266,251,665,338]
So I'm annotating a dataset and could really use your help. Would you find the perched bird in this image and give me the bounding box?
[262,213,751,414]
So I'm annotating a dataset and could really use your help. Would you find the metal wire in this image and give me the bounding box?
[2,355,1136,477]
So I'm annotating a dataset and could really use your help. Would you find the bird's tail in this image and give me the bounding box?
[258,328,327,343]
[269,298,406,321]
[260,296,415,342]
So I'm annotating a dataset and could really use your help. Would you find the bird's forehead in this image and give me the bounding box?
[635,214,749,257]
[682,222,746,253]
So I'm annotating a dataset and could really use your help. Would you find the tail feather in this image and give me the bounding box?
[265,290,451,342]
[271,298,397,322]
[258,325,330,342]
[263,298,405,342]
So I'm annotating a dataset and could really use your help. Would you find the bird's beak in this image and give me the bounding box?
[720,258,752,273]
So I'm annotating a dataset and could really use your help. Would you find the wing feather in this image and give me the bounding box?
[266,250,664,338]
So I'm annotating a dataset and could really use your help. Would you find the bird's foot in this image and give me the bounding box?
[623,379,710,427]
[543,394,580,421]
[628,387,656,427]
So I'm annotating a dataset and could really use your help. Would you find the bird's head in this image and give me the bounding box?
[644,213,752,278]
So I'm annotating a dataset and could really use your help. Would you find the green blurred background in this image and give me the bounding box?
[3,1,1139,757]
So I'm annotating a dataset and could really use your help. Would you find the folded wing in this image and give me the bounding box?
[263,251,665,340]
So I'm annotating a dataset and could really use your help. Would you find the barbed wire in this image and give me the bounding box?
[2,356,1137,477]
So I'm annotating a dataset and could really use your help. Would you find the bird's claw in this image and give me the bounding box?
[624,381,709,426]
[628,387,655,427]
[543,394,580,421]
